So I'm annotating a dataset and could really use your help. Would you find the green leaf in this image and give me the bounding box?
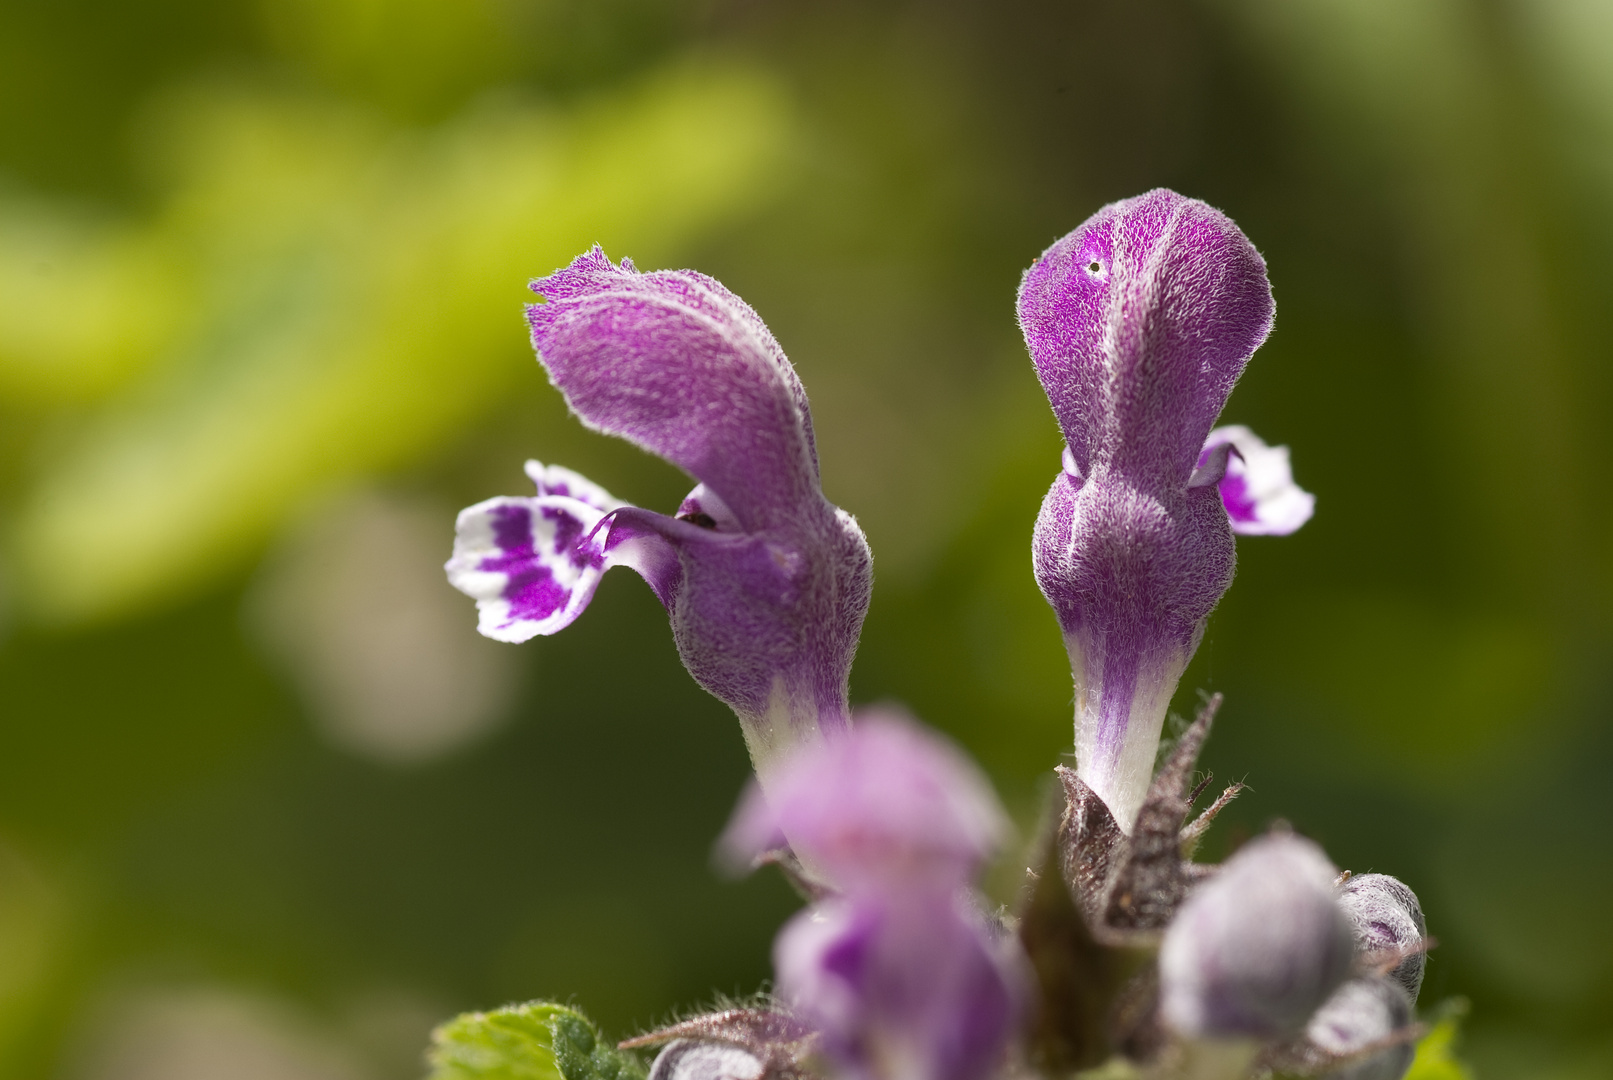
[1405,999,1476,1080]
[551,1009,648,1080]
[427,1001,646,1080]
[428,1001,570,1080]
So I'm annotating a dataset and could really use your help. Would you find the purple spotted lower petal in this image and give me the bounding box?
[447,458,869,776]
[445,464,679,643]
[1199,426,1315,536]
[446,495,611,643]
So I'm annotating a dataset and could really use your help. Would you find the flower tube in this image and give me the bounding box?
[1019,189,1310,830]
[447,248,873,777]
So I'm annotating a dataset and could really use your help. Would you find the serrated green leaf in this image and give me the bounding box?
[1405,1000,1476,1080]
[427,1001,574,1080]
[427,1001,647,1080]
[551,1009,647,1080]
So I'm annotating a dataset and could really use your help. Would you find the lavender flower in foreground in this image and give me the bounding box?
[721,711,1028,1080]
[446,249,873,776]
[1019,189,1313,830]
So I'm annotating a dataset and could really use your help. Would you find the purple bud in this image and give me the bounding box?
[1159,833,1355,1040]
[646,1040,764,1080]
[1338,874,1427,1004]
[1020,191,1284,830]
[1304,978,1416,1080]
[448,249,873,778]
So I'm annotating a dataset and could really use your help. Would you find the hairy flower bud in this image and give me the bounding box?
[647,1040,764,1080]
[1159,832,1355,1040]
[1338,874,1427,1003]
[1304,978,1415,1080]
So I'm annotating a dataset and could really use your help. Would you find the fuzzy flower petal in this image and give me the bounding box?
[1020,189,1274,495]
[1304,979,1415,1080]
[1338,873,1427,1004]
[528,247,820,531]
[646,1041,765,1080]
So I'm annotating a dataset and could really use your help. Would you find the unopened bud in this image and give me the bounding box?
[647,1040,764,1080]
[1338,873,1426,1003]
[1159,832,1355,1039]
[1304,978,1415,1080]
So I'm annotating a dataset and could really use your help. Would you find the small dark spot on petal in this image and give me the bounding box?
[678,512,718,529]
[1088,261,1102,274]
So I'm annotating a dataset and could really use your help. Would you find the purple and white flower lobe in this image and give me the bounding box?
[448,249,873,778]
[446,461,676,642]
[723,712,1028,1080]
[1200,425,1314,536]
[1020,189,1279,831]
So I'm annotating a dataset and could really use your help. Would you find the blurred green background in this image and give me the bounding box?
[1,0,1610,1077]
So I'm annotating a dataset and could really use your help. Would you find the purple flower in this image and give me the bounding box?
[722,711,1028,1080]
[447,249,873,774]
[1019,189,1310,830]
